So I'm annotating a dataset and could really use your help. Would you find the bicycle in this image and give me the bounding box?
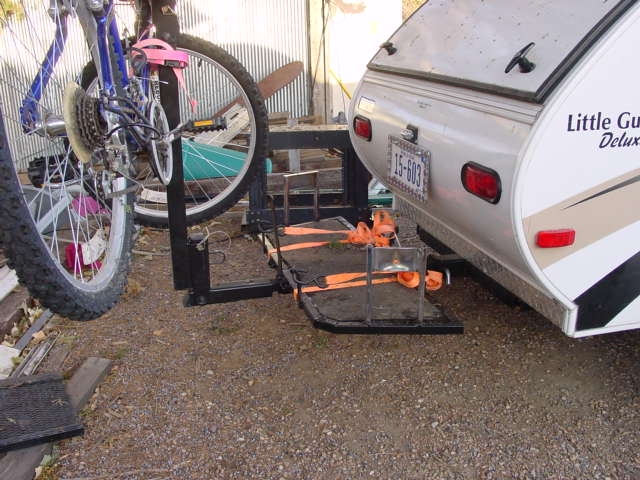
[0,0,269,319]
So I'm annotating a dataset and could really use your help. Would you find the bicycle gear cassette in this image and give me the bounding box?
[63,82,106,164]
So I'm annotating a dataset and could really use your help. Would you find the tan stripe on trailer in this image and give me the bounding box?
[523,168,640,270]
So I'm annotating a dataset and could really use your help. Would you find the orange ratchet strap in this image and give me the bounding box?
[281,227,349,235]
[293,269,444,300]
[272,210,398,255]
[345,210,396,246]
[270,211,444,298]
[293,274,397,300]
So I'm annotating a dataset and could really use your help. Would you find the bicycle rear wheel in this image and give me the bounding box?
[0,2,134,320]
[122,34,269,227]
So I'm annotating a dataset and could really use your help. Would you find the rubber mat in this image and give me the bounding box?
[0,373,84,452]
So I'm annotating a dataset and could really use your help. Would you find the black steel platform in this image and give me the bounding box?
[266,217,463,334]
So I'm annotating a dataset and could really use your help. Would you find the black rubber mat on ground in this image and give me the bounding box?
[0,373,83,452]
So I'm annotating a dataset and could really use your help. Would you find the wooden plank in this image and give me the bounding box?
[255,62,303,101]
[0,444,52,480]
[14,311,53,353]
[268,111,291,124]
[0,357,112,480]
[209,62,305,146]
[216,62,304,118]
[65,357,112,410]
[11,337,56,378]
[267,167,343,190]
[287,118,301,172]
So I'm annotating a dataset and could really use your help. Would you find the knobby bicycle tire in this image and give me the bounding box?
[0,3,134,320]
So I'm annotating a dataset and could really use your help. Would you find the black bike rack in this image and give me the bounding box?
[181,227,291,307]
[169,125,370,305]
[167,125,462,334]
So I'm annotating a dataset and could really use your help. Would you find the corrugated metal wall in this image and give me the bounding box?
[177,1,311,119]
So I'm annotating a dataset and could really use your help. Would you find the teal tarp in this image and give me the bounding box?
[182,141,271,181]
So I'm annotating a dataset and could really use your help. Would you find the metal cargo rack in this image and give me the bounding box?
[260,216,462,334]
[167,125,462,334]
[245,124,371,229]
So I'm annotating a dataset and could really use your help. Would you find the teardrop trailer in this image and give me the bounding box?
[347,0,640,337]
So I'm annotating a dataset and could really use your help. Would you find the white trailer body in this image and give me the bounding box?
[348,0,640,337]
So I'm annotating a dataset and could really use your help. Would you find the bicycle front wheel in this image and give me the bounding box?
[0,2,134,320]
[129,34,269,227]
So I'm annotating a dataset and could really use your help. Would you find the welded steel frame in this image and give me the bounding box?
[245,126,370,229]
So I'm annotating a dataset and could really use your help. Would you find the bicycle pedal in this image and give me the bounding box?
[184,117,227,133]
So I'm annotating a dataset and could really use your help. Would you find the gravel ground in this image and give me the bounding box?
[37,211,640,480]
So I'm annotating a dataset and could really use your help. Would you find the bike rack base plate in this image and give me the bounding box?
[268,217,463,334]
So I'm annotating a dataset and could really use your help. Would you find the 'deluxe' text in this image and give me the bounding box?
[567,112,640,148]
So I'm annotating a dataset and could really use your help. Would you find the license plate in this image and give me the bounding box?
[387,136,429,201]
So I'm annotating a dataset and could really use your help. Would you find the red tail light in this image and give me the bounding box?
[353,115,372,141]
[536,229,576,248]
[461,162,501,204]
